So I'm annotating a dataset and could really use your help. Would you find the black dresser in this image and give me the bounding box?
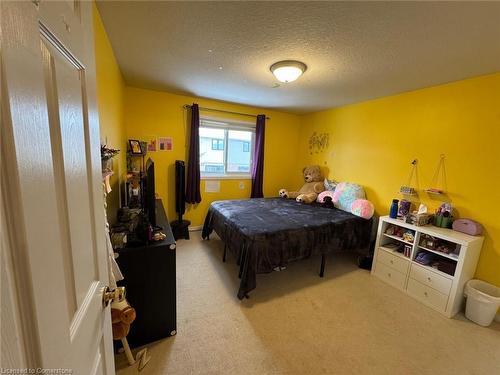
[116,199,176,349]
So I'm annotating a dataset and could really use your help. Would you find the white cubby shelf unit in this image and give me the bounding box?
[372,216,484,318]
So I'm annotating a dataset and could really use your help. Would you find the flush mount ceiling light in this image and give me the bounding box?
[270,60,307,83]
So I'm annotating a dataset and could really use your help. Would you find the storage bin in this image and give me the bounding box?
[464,279,500,327]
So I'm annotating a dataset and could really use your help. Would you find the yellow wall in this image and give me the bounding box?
[93,2,302,230]
[125,87,302,227]
[93,5,126,223]
[93,4,498,286]
[299,73,500,286]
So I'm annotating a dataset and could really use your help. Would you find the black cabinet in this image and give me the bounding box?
[116,199,176,349]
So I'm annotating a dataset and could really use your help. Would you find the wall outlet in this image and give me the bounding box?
[205,180,220,193]
[239,181,245,190]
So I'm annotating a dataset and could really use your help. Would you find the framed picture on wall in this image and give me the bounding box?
[129,139,143,155]
[158,137,173,151]
[147,137,157,152]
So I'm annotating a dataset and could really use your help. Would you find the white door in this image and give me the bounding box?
[1,1,114,374]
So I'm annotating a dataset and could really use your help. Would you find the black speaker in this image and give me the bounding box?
[171,160,190,240]
[174,160,186,216]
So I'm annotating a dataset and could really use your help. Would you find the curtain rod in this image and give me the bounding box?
[183,104,270,120]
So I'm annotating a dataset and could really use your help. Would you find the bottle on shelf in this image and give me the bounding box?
[389,199,399,219]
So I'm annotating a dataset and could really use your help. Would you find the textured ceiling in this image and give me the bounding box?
[96,1,500,114]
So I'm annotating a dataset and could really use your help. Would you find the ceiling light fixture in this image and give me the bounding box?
[270,60,307,83]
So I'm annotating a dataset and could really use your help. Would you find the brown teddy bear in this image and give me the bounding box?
[279,165,325,203]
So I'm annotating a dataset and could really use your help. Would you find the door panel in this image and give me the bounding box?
[41,35,97,311]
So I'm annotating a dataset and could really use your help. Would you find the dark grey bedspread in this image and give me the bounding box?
[201,198,372,299]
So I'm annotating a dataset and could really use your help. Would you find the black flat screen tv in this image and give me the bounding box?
[145,158,156,227]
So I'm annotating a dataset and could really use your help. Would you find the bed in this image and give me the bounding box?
[201,198,373,299]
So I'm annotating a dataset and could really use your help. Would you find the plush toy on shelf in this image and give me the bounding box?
[279,165,325,203]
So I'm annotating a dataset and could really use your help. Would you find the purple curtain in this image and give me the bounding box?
[186,103,201,204]
[251,114,266,198]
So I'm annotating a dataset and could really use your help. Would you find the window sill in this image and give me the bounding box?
[201,175,252,180]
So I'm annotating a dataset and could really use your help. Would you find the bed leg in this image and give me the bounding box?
[238,248,246,278]
[237,292,250,300]
[241,247,250,281]
[222,244,227,262]
[238,247,250,298]
[319,254,326,278]
[237,246,244,267]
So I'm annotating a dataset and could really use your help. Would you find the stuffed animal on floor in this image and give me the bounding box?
[111,299,137,340]
[279,165,325,203]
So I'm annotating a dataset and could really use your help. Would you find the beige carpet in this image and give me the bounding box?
[116,232,500,375]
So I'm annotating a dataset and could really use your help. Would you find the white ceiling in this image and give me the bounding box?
[96,1,500,114]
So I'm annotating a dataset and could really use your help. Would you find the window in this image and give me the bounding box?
[211,139,224,150]
[204,164,224,173]
[200,119,255,177]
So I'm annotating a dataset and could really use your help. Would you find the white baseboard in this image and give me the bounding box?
[189,225,203,232]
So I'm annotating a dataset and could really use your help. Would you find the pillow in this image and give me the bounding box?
[351,199,375,219]
[323,178,338,192]
[332,182,366,212]
[317,190,335,203]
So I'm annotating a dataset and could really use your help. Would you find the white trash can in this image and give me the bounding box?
[464,279,500,327]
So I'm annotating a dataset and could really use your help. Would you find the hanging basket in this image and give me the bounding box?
[400,159,419,196]
[425,154,447,195]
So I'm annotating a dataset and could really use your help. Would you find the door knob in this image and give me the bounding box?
[102,286,126,307]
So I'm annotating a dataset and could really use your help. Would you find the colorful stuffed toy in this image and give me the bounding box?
[317,190,335,204]
[322,196,335,209]
[279,165,325,203]
[332,182,366,211]
[323,178,338,191]
[351,199,375,219]
[319,188,374,219]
